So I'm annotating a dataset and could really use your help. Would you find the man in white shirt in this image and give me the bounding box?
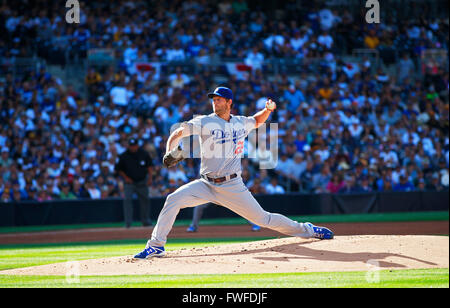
[244,47,265,71]
[108,110,124,129]
[141,87,159,110]
[318,8,336,31]
[317,31,333,50]
[348,121,364,138]
[110,83,128,107]
[290,30,309,52]
[166,44,186,62]
[264,33,284,50]
[123,42,138,66]
[291,152,307,179]
[265,177,285,194]
[169,67,190,88]
[275,153,294,178]
[380,148,399,167]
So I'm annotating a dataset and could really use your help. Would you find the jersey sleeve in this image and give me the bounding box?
[243,116,257,132]
[185,115,204,135]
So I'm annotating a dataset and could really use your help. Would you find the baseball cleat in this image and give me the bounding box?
[186,226,197,232]
[133,246,165,259]
[251,224,261,231]
[305,222,334,240]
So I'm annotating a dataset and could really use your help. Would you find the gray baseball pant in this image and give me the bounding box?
[147,176,312,247]
[189,203,260,230]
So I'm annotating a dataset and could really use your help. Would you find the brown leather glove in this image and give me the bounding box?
[163,146,184,168]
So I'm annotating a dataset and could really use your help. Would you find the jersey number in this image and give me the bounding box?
[235,141,244,155]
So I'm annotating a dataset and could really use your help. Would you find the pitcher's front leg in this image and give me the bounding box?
[147,179,214,247]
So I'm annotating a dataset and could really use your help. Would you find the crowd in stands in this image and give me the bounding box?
[0,0,449,202]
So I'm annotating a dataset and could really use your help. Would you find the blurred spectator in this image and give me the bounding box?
[427,173,445,191]
[286,152,307,191]
[364,29,380,49]
[294,134,308,153]
[299,160,315,193]
[290,29,309,52]
[275,153,293,178]
[110,82,128,107]
[249,178,266,194]
[441,169,449,189]
[265,177,285,194]
[397,53,416,83]
[283,84,306,111]
[232,0,248,14]
[312,164,332,193]
[59,182,77,200]
[338,175,360,193]
[326,173,345,193]
[417,178,427,191]
[317,78,333,100]
[393,175,415,192]
[244,46,265,71]
[85,178,101,199]
[317,31,334,50]
[359,177,373,193]
[169,68,190,89]
[0,148,12,168]
[0,181,12,202]
[318,7,338,31]
[36,190,52,202]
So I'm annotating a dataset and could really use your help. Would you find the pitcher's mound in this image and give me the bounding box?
[2,235,448,276]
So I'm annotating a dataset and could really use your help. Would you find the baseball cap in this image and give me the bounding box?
[207,87,233,100]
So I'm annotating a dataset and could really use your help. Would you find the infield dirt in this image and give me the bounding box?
[1,235,448,275]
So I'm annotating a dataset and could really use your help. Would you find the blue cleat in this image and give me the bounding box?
[186,226,198,232]
[305,222,334,240]
[251,224,261,232]
[134,246,165,259]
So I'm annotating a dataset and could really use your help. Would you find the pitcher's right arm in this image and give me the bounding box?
[165,123,193,154]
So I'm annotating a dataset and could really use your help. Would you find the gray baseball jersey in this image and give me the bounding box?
[185,113,256,178]
[145,112,314,248]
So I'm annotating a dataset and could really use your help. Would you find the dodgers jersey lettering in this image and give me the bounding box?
[185,113,256,178]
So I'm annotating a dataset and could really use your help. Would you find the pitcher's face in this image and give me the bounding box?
[212,96,232,115]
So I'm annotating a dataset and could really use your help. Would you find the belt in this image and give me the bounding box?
[202,173,237,184]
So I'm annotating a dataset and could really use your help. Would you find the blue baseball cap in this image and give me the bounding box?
[207,87,233,100]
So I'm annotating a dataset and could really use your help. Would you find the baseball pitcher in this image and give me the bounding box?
[134,87,333,259]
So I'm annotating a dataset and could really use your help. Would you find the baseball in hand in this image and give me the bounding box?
[266,99,276,111]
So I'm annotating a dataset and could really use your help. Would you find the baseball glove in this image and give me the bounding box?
[163,146,184,168]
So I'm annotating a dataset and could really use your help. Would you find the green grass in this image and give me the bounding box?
[0,269,448,288]
[0,211,448,234]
